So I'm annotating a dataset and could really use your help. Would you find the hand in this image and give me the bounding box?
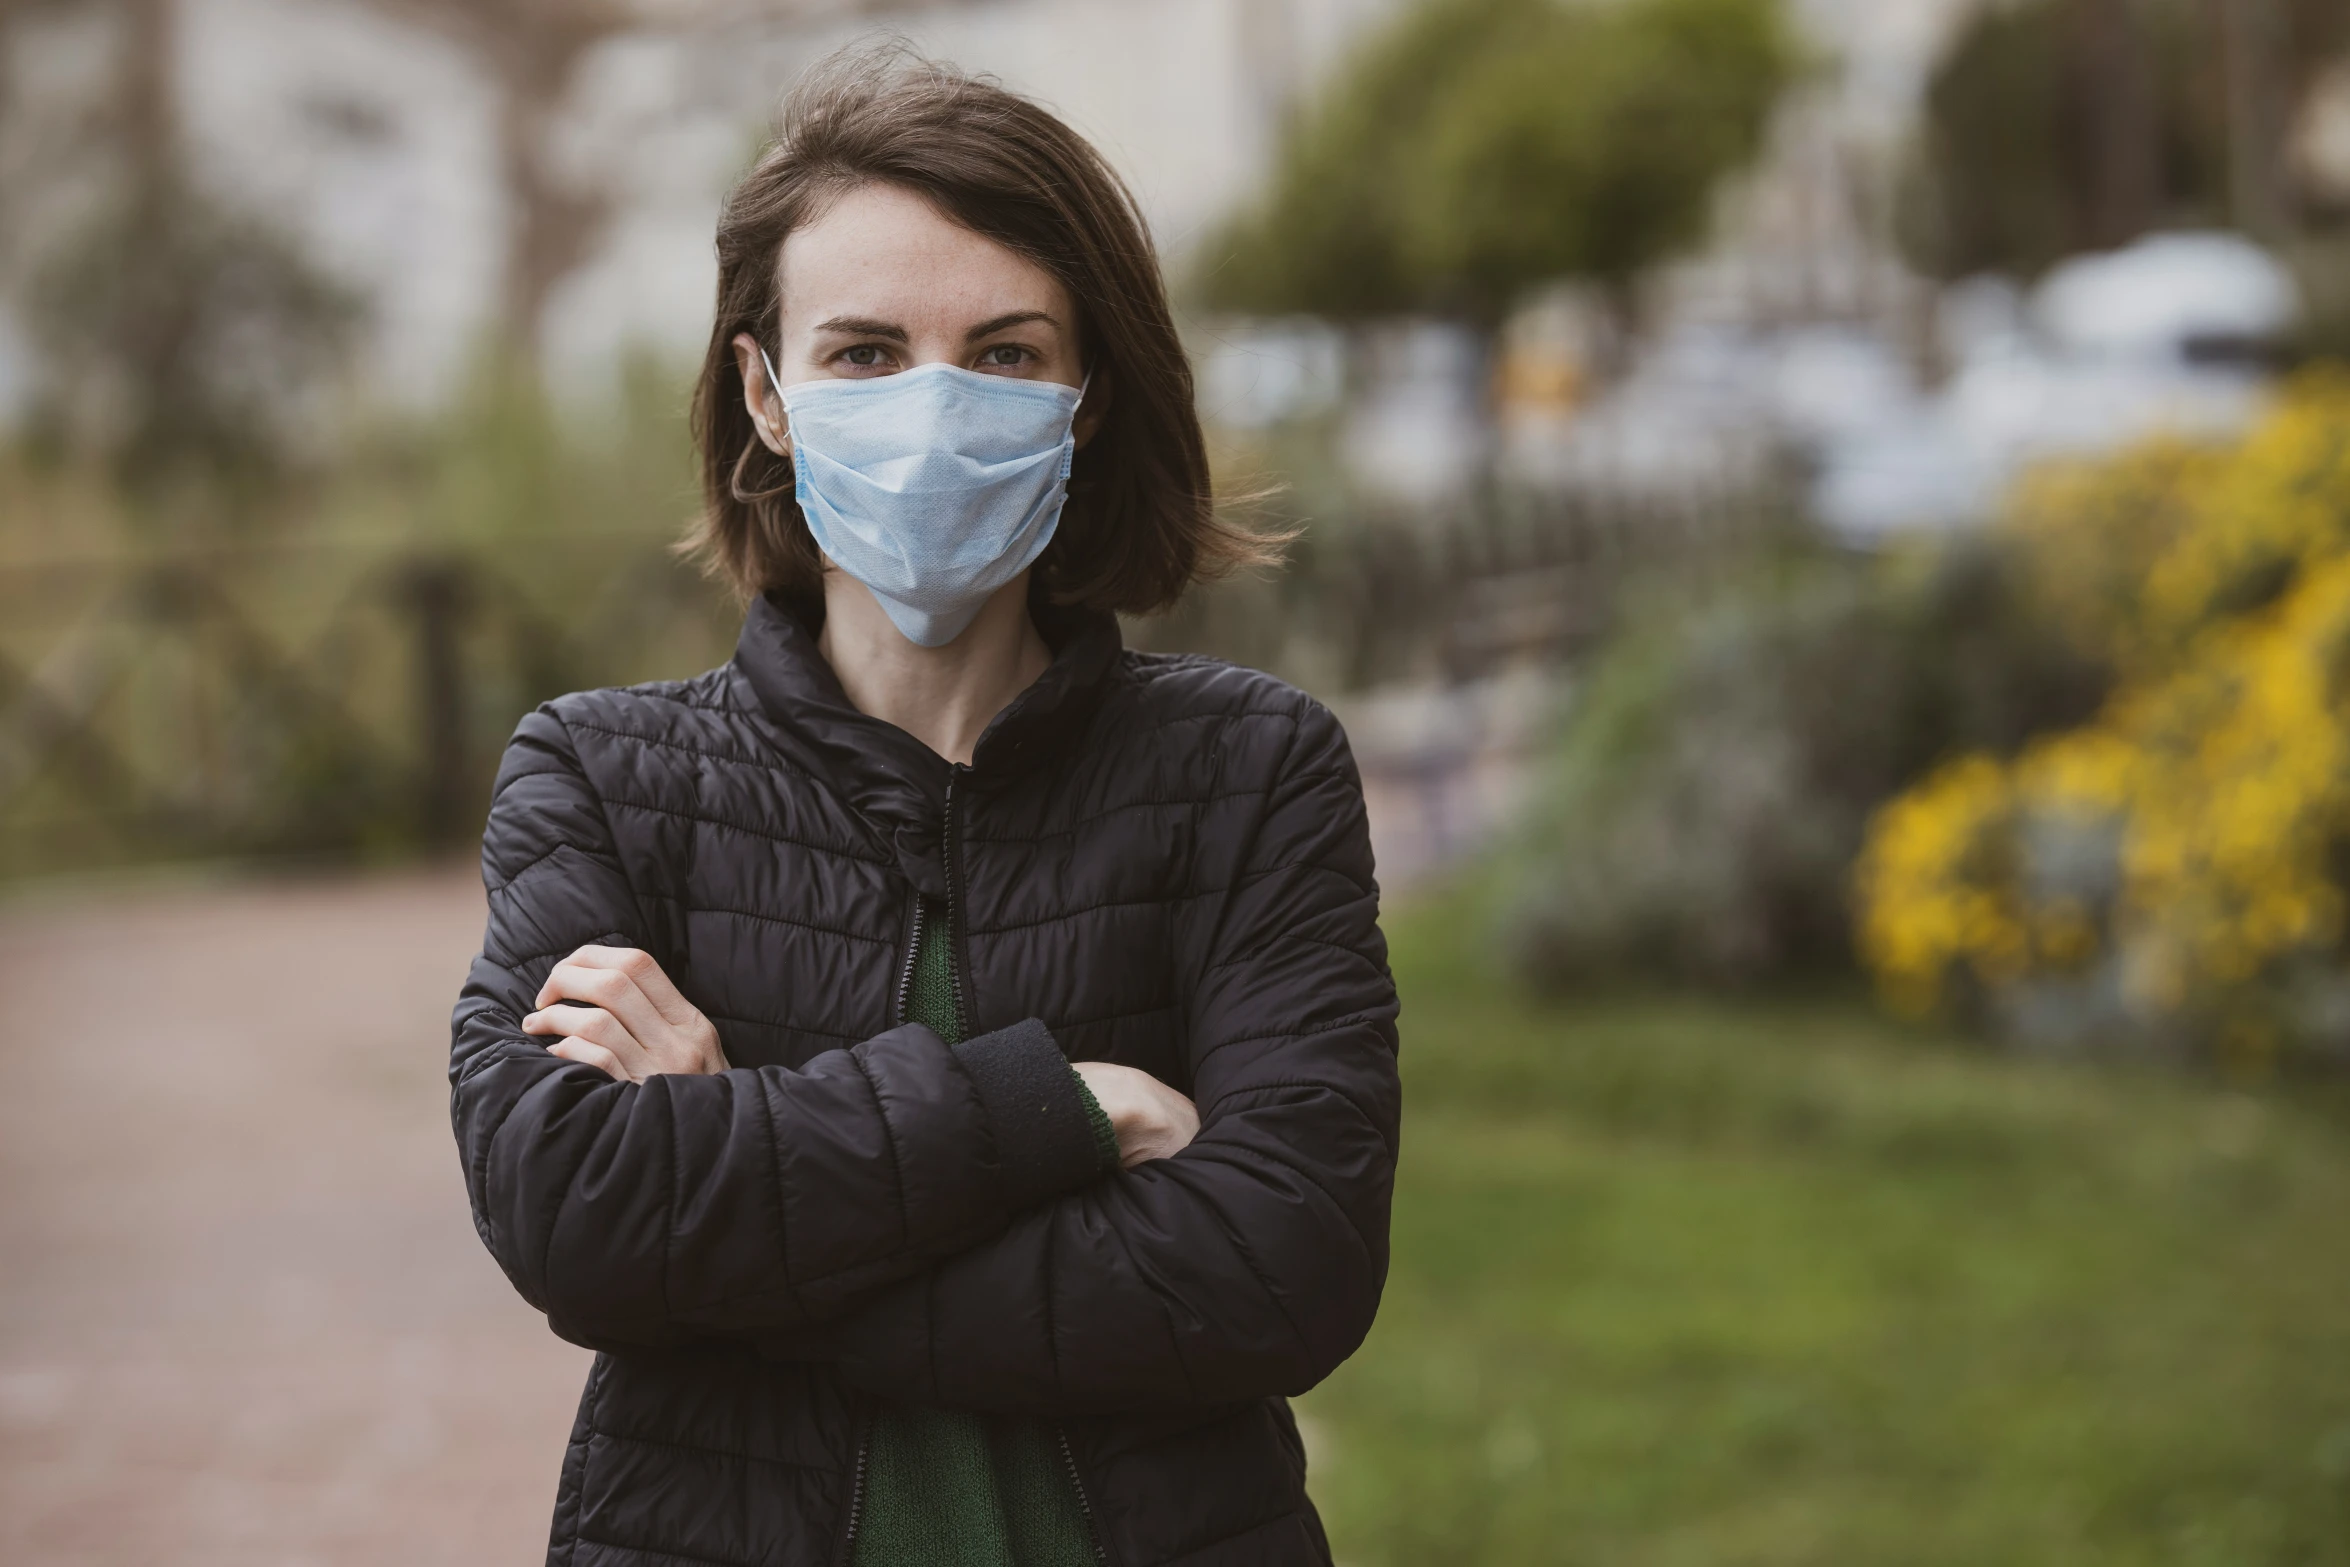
[1071,1062,1199,1169]
[522,945,729,1084]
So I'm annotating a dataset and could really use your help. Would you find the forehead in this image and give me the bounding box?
[775,182,1069,324]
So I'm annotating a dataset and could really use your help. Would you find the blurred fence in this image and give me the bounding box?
[1141,477,1801,689]
[0,474,1793,882]
[0,533,737,880]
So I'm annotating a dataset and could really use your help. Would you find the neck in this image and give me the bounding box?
[817,572,1053,765]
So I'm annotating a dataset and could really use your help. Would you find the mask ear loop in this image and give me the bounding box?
[1059,372,1092,482]
[726,344,795,506]
[757,344,793,455]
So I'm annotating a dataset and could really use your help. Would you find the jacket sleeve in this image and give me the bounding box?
[449,705,1112,1353]
[818,700,1402,1411]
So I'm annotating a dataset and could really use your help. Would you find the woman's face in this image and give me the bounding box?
[734,182,1099,454]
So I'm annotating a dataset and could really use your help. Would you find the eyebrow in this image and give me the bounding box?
[807,310,1062,343]
[812,315,909,343]
[964,310,1060,340]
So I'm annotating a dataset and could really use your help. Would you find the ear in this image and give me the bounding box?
[732,332,792,458]
[1073,367,1112,451]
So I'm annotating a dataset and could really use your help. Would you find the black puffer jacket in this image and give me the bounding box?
[448,592,1402,1567]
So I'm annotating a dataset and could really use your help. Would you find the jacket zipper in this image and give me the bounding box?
[947,771,1112,1561]
[857,825,943,1563]
[891,894,926,1028]
[832,1405,875,1564]
[941,764,971,1039]
[1057,1427,1113,1566]
[846,771,966,1565]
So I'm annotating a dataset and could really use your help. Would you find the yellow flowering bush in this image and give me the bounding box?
[1996,439,2218,670]
[1857,376,2350,1063]
[1855,739,2130,1018]
[2138,381,2350,657]
[1998,371,2350,668]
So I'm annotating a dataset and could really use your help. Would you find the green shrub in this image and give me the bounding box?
[1501,545,2106,989]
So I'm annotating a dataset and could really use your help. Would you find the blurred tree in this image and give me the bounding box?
[1194,0,1526,321]
[10,0,356,490]
[28,179,358,490]
[1900,0,2350,280]
[1198,0,1797,325]
[352,0,632,362]
[360,1,954,359]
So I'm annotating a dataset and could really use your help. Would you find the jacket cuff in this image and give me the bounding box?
[953,1018,1115,1209]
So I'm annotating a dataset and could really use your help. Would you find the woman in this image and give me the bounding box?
[450,51,1399,1567]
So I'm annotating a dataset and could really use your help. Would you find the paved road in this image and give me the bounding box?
[0,867,589,1566]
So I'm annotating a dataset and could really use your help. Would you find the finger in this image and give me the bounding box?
[536,958,673,1047]
[522,1005,654,1079]
[543,946,702,1030]
[535,945,649,1009]
[590,945,703,1028]
[545,1036,631,1082]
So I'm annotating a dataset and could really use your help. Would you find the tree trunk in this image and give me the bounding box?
[355,0,625,364]
[492,58,609,359]
[2220,0,2292,237]
[2065,0,2159,250]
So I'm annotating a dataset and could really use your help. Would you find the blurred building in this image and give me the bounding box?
[1489,0,2328,536]
[1199,0,2004,513]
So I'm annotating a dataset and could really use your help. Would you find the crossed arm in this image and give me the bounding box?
[520,943,1201,1169]
[451,702,1399,1412]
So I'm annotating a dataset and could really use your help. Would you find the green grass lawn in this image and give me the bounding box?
[1301,901,2350,1565]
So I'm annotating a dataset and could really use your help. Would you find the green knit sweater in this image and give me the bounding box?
[849,896,1117,1567]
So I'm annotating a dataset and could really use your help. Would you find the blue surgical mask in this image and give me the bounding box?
[763,350,1086,648]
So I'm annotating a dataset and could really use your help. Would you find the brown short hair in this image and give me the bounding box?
[684,48,1277,613]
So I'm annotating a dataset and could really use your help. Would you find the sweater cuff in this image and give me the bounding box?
[953,1018,1115,1209]
[1071,1070,1122,1173]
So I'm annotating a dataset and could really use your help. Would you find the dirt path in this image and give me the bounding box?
[0,866,590,1566]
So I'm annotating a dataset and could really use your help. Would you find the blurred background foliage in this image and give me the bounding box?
[26,170,358,493]
[1498,540,2108,991]
[1493,373,2350,1083]
[0,355,731,879]
[1199,0,1797,322]
[1856,376,2350,1072]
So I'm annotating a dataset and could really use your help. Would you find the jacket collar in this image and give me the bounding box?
[731,588,1123,892]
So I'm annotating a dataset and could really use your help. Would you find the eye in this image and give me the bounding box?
[839,344,889,368]
[977,344,1034,370]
